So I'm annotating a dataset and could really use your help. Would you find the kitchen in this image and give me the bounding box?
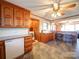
[0,0,79,59]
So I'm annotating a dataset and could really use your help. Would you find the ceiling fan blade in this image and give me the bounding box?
[58,10,65,16]
[62,3,76,9]
[57,3,76,16]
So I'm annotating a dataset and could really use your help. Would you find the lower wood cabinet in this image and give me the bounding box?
[36,33,55,43]
[0,41,5,59]
[0,36,34,59]
[24,36,34,53]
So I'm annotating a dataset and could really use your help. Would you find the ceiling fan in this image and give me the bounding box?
[51,0,76,17]
[31,0,77,18]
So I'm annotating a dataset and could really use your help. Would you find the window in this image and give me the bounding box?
[42,23,48,30]
[75,24,79,31]
[42,23,48,33]
[61,25,65,31]
[50,23,56,31]
[61,24,75,31]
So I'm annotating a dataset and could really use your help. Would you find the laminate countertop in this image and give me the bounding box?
[0,34,30,41]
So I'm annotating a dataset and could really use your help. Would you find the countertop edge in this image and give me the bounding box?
[0,34,30,41]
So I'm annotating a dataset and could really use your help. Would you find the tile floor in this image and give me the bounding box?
[17,39,79,59]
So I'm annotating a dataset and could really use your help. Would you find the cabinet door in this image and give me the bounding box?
[0,41,5,59]
[14,7,24,27]
[24,10,31,28]
[1,3,14,27]
[0,46,5,59]
[31,19,39,31]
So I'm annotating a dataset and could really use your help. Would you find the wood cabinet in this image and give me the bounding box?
[0,37,27,59]
[24,36,34,53]
[39,33,55,43]
[0,1,31,28]
[30,18,39,32]
[23,10,31,28]
[14,7,24,27]
[0,41,5,59]
[0,1,14,27]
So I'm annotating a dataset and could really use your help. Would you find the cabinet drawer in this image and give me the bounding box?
[25,40,33,43]
[25,46,32,52]
[25,39,32,42]
[25,36,32,39]
[0,41,4,46]
[25,43,32,47]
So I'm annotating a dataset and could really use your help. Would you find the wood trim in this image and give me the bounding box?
[52,14,79,23]
[31,18,39,21]
[32,13,50,21]
[56,14,79,20]
[32,13,79,23]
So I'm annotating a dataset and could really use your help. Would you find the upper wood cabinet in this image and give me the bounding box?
[14,7,24,27]
[0,1,14,27]
[0,1,30,28]
[23,10,31,28]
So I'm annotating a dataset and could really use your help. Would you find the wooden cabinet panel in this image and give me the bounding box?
[0,1,1,15]
[40,34,49,42]
[30,18,39,31]
[14,7,24,27]
[25,46,32,52]
[24,36,33,53]
[38,33,55,43]
[0,41,5,59]
[23,10,31,28]
[1,2,14,27]
[0,46,5,59]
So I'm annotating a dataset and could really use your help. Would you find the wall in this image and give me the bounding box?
[55,23,62,32]
[0,28,29,38]
[40,20,51,33]
[31,15,51,33]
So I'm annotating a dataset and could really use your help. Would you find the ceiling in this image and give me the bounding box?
[5,0,79,21]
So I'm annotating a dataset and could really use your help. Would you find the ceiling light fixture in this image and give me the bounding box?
[51,0,61,18]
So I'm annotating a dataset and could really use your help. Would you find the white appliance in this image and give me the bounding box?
[5,38,24,59]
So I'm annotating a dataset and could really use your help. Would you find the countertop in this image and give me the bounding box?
[0,34,30,41]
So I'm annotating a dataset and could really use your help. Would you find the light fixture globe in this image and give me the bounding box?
[53,3,60,12]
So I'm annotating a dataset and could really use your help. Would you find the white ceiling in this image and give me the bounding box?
[6,0,79,21]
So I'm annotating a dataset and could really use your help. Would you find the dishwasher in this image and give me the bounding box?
[5,38,24,59]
